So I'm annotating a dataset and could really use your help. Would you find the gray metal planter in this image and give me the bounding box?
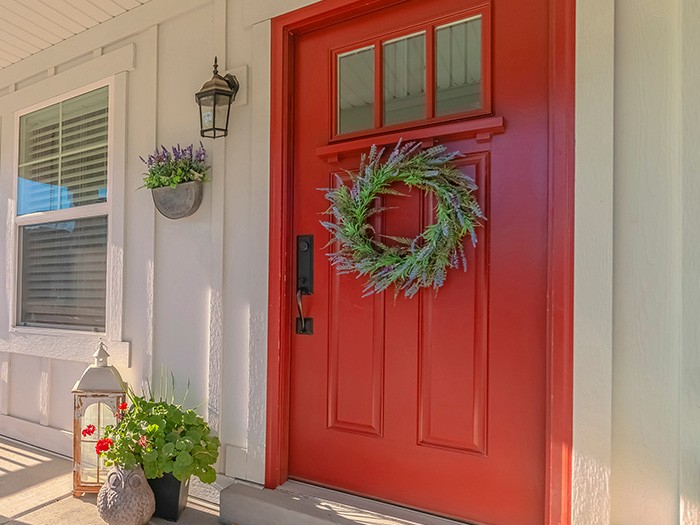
[151,181,204,219]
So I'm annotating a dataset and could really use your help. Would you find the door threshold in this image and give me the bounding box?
[220,480,475,525]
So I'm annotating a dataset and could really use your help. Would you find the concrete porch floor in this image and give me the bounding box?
[0,437,223,525]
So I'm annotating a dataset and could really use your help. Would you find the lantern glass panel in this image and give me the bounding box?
[214,94,231,131]
[80,401,116,484]
[80,442,99,482]
[199,95,215,128]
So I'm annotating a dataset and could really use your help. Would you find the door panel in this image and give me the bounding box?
[288,0,549,523]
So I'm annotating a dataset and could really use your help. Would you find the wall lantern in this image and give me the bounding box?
[72,342,126,497]
[195,56,239,139]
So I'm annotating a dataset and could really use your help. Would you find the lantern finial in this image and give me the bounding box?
[93,342,110,368]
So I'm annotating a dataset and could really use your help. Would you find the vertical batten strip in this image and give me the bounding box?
[143,24,158,390]
[207,0,227,440]
[39,357,50,426]
[0,353,9,415]
[106,72,127,343]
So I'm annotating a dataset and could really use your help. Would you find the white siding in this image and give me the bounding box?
[573,0,614,521]
[612,1,683,523]
[680,0,700,522]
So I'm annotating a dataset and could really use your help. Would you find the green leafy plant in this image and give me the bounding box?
[97,382,220,484]
[140,143,209,189]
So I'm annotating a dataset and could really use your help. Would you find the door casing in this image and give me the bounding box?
[265,1,575,523]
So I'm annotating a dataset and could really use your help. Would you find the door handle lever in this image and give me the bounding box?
[296,289,312,335]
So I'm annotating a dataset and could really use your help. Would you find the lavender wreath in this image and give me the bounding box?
[321,141,485,298]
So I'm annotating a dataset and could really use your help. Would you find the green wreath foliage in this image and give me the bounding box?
[321,141,485,298]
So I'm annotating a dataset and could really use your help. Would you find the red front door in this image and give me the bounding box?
[287,1,550,523]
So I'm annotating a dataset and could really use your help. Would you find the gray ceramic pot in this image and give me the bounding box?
[151,180,204,219]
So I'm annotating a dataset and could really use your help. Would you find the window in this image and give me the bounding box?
[15,86,110,332]
[334,9,489,137]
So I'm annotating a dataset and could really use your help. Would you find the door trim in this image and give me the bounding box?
[265,1,575,523]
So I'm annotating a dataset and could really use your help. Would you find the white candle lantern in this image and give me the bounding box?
[71,342,126,496]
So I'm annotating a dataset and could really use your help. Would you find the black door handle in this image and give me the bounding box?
[296,235,313,335]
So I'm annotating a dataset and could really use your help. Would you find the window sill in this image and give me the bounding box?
[0,330,129,368]
[11,326,107,338]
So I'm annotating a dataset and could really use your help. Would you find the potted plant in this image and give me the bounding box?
[94,386,220,521]
[141,143,209,219]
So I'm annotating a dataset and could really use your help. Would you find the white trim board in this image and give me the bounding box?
[0,44,134,114]
[0,414,72,458]
[0,340,129,368]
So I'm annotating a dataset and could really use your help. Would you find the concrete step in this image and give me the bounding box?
[220,480,469,525]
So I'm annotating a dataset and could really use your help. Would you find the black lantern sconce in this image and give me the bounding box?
[195,57,239,138]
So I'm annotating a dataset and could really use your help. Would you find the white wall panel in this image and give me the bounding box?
[572,0,614,521]
[611,1,683,523]
[680,1,700,521]
[48,359,87,432]
[8,353,41,423]
[152,6,214,408]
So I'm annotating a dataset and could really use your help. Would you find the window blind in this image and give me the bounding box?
[19,215,108,331]
[18,86,108,215]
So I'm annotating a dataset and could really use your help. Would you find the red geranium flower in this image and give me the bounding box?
[81,424,96,437]
[138,435,148,448]
[118,402,128,411]
[95,438,113,455]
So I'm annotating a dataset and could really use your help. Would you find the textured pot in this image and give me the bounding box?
[151,181,204,219]
[97,465,155,525]
[147,473,190,521]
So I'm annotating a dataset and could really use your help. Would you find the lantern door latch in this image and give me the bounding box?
[296,235,313,335]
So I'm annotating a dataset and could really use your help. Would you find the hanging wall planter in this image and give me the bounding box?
[151,181,203,219]
[141,143,210,220]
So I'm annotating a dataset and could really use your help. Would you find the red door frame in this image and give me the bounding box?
[265,1,575,523]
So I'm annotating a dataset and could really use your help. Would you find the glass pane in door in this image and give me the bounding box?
[436,16,482,116]
[383,32,426,126]
[338,46,375,134]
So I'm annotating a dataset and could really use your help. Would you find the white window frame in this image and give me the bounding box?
[10,77,124,341]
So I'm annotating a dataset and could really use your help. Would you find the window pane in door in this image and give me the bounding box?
[338,46,375,134]
[383,32,426,126]
[436,16,482,116]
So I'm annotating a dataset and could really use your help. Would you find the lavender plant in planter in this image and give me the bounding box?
[141,143,209,219]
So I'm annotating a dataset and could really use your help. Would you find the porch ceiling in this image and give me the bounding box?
[0,0,153,70]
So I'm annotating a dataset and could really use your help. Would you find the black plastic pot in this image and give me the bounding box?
[147,473,189,521]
